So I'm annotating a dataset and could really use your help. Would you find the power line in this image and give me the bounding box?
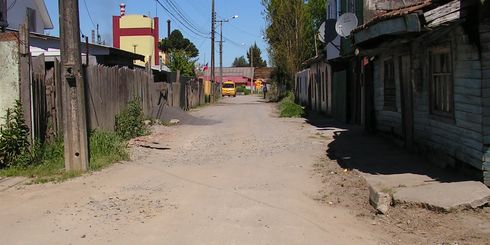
[155,0,210,39]
[162,0,208,36]
[82,0,97,29]
[7,0,17,10]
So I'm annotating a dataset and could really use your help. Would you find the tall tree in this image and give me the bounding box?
[159,30,199,58]
[232,56,249,67]
[262,0,325,87]
[167,50,196,77]
[246,43,267,68]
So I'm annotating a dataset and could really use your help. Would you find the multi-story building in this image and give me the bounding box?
[113,4,160,67]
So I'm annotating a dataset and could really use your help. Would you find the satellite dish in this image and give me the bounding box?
[318,22,326,43]
[324,19,338,43]
[335,13,358,37]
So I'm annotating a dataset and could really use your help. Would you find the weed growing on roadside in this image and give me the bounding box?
[0,131,129,183]
[0,100,30,168]
[89,130,129,170]
[278,92,304,118]
[115,98,147,140]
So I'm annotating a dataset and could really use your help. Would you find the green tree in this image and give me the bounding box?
[262,0,325,87]
[246,43,267,68]
[167,50,196,76]
[232,56,249,67]
[159,30,199,58]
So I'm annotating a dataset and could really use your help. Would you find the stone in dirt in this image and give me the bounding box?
[169,119,180,125]
[369,185,392,214]
[393,181,490,211]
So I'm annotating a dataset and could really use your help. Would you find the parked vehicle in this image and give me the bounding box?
[221,81,237,97]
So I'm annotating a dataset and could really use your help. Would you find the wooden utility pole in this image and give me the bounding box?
[59,0,89,172]
[211,0,215,83]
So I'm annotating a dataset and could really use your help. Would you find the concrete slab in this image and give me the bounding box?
[313,115,490,213]
[393,181,490,211]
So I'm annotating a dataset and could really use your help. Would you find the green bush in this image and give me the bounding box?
[115,98,146,140]
[0,100,30,168]
[278,92,304,118]
[236,85,251,95]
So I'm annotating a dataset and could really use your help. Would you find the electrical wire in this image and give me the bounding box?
[7,0,17,10]
[155,0,210,39]
[82,0,97,29]
[162,0,208,36]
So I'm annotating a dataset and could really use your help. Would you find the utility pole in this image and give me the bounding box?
[216,16,237,84]
[219,20,223,84]
[59,0,89,172]
[211,0,215,83]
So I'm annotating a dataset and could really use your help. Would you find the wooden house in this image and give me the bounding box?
[352,0,490,185]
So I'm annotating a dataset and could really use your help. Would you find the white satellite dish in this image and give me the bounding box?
[335,13,358,37]
[318,22,326,43]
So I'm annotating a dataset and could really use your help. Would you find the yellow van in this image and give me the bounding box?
[221,81,236,97]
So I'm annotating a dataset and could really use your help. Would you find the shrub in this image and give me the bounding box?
[0,100,30,168]
[278,92,304,118]
[115,98,146,140]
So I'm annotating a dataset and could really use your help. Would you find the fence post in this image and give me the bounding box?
[18,22,33,143]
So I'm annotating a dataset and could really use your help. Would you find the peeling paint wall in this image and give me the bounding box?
[0,35,20,126]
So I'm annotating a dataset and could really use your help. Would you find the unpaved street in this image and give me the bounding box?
[0,96,387,244]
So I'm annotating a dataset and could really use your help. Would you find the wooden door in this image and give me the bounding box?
[399,54,414,149]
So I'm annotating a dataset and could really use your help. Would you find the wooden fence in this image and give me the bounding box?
[85,65,154,131]
[19,58,209,142]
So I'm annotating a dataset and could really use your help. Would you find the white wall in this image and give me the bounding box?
[6,0,48,33]
[0,38,20,126]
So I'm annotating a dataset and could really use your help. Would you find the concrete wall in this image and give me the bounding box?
[295,69,310,106]
[0,34,20,126]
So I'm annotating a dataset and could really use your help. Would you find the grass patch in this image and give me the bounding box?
[278,92,304,118]
[0,131,129,183]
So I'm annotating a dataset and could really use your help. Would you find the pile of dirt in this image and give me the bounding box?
[155,106,218,126]
[313,157,490,245]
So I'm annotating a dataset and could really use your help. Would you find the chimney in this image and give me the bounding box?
[120,3,126,16]
[167,19,171,38]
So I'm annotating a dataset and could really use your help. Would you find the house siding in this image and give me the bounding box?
[481,19,490,184]
[374,25,485,174]
[373,57,403,137]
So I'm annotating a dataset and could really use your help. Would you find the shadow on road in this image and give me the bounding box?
[304,112,476,184]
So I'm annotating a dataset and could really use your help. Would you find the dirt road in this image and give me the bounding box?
[0,96,387,244]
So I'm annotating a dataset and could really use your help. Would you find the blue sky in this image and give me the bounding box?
[44,0,269,66]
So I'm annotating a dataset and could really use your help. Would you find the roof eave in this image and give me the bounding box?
[34,0,54,30]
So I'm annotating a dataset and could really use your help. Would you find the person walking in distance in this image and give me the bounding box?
[262,83,268,100]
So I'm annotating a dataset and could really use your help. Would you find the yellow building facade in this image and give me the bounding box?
[113,14,160,67]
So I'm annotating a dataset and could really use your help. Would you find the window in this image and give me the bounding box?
[430,45,453,117]
[27,8,36,32]
[383,58,396,111]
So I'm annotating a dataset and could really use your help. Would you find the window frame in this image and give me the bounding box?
[429,43,454,120]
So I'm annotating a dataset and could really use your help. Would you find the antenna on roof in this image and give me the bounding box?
[335,13,358,37]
